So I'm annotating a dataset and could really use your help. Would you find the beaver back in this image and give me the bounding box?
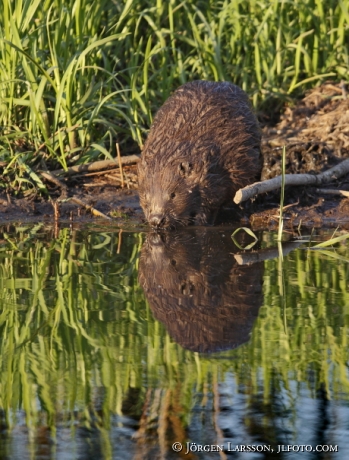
[138,81,261,228]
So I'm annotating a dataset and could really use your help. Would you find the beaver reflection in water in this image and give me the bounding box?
[138,229,263,353]
[138,80,261,229]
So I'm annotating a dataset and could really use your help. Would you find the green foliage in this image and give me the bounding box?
[0,0,348,193]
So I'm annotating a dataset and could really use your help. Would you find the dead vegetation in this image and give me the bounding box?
[262,81,349,179]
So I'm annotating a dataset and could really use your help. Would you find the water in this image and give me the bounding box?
[0,223,348,459]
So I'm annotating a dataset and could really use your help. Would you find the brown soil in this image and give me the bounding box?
[256,81,349,231]
[1,81,349,231]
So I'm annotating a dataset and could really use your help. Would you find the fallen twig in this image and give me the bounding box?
[50,199,61,221]
[316,188,349,197]
[82,182,110,187]
[40,171,68,199]
[234,158,349,204]
[70,197,111,220]
[51,155,140,177]
[116,143,125,188]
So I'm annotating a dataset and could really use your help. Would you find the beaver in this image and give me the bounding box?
[137,80,261,229]
[138,228,263,352]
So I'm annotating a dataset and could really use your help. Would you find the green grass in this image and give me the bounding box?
[0,0,348,194]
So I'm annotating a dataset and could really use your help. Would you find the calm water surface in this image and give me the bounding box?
[0,223,348,459]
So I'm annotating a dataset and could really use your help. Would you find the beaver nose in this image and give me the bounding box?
[149,214,165,228]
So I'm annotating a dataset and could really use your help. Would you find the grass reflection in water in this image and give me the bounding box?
[0,225,348,458]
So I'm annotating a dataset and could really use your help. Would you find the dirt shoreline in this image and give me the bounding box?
[1,82,349,232]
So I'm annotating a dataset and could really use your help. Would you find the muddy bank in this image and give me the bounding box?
[256,81,349,230]
[0,186,143,229]
[1,82,349,231]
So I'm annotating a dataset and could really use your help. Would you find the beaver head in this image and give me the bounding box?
[138,158,206,229]
[137,141,230,229]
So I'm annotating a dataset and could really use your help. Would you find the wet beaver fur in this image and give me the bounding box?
[138,80,261,229]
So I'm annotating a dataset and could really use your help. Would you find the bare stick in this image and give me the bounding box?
[116,143,125,188]
[40,171,68,199]
[340,80,348,99]
[51,155,140,177]
[70,197,111,220]
[316,188,349,197]
[234,158,349,204]
[117,229,123,254]
[51,199,61,221]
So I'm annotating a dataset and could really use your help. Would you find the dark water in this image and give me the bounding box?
[0,223,348,459]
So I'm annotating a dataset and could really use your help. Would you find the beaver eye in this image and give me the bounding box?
[170,192,176,199]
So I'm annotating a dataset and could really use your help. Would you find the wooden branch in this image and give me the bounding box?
[40,171,68,199]
[116,143,125,188]
[51,154,140,177]
[70,197,111,220]
[316,188,349,197]
[234,158,349,204]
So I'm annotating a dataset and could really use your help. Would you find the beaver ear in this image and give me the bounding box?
[178,162,193,177]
